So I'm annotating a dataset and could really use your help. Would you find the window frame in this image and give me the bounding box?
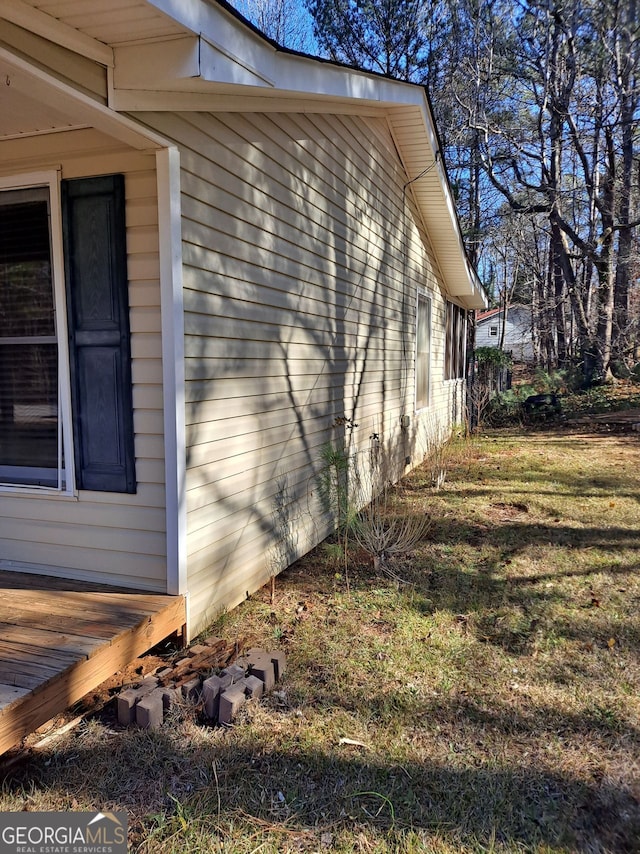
[444,301,467,381]
[415,290,432,411]
[0,171,75,496]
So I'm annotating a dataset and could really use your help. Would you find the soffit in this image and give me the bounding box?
[386,105,486,309]
[0,46,170,149]
[7,0,189,47]
[0,74,83,137]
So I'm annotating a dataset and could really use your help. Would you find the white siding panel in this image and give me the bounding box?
[130,333,162,359]
[2,518,164,556]
[140,109,459,636]
[1,498,165,530]
[0,141,167,592]
[0,542,165,588]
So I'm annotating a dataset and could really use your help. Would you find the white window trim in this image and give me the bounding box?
[156,146,188,602]
[415,289,432,412]
[444,301,467,383]
[0,170,76,496]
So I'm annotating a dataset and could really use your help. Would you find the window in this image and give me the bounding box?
[489,325,498,337]
[0,172,135,494]
[445,301,467,380]
[416,292,431,409]
[0,179,72,489]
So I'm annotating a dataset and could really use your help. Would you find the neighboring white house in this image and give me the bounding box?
[476,305,534,362]
[0,0,487,639]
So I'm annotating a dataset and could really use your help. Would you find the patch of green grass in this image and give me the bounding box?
[1,426,639,852]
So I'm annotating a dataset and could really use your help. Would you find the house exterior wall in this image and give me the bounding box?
[0,128,168,591]
[476,307,534,362]
[140,109,465,635]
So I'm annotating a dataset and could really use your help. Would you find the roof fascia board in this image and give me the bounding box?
[112,32,425,107]
[112,88,389,116]
[200,35,275,87]
[462,293,488,310]
[0,0,113,66]
[146,0,281,79]
[113,35,201,89]
[145,0,426,103]
[112,34,276,91]
[0,45,170,150]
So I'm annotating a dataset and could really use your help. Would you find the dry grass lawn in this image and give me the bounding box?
[1,424,639,853]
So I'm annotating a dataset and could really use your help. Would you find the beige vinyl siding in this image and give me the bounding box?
[141,109,456,635]
[0,129,167,590]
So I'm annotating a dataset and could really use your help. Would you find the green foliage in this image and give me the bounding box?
[484,385,535,426]
[321,540,348,569]
[610,360,632,380]
[316,440,354,535]
[317,415,437,582]
[315,419,361,590]
[474,347,513,368]
[306,0,434,82]
[533,368,567,394]
[528,364,596,398]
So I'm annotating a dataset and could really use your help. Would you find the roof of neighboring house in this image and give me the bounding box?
[0,0,487,308]
[476,304,531,323]
[476,308,502,322]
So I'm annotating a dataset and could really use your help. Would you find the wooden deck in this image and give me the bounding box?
[0,571,186,755]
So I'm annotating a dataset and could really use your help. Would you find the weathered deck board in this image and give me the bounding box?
[0,686,31,706]
[0,622,107,655]
[0,571,186,755]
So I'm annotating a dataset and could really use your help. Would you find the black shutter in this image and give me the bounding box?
[62,175,136,493]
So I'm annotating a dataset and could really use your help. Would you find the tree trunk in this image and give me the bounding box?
[612,0,637,366]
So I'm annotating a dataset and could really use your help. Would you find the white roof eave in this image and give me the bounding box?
[0,0,486,307]
[108,27,486,306]
[113,1,487,307]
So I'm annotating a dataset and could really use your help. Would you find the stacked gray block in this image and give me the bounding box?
[244,674,264,699]
[116,677,159,726]
[114,648,286,729]
[136,688,165,729]
[181,676,201,701]
[203,673,231,720]
[218,682,247,725]
[235,648,281,692]
[202,665,245,720]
